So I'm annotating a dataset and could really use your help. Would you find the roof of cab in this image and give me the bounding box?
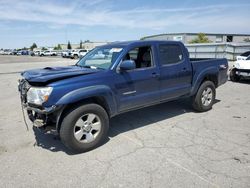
[100,40,182,48]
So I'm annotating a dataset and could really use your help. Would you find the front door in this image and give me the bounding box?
[114,45,160,112]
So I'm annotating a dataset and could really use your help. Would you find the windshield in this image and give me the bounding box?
[77,47,123,69]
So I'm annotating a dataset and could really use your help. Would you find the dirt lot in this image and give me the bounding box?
[0,55,249,188]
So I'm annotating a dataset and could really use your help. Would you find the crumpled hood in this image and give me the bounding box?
[235,60,250,70]
[22,66,100,84]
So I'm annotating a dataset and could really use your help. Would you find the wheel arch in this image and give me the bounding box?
[55,84,117,132]
[191,67,219,96]
[56,96,113,132]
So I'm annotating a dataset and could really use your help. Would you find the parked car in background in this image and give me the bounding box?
[56,50,63,56]
[17,50,29,55]
[0,50,4,55]
[230,55,250,81]
[68,49,77,58]
[79,49,90,58]
[3,49,12,55]
[70,49,89,59]
[61,50,71,58]
[236,51,250,61]
[30,51,35,56]
[10,50,18,55]
[18,40,228,153]
[40,50,57,56]
[30,50,41,56]
[16,50,22,55]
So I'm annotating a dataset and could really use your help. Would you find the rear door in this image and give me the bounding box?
[114,45,160,112]
[158,43,192,100]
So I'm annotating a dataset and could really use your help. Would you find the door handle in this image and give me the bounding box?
[152,72,160,78]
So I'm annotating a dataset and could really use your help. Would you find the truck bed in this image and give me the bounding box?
[190,58,228,88]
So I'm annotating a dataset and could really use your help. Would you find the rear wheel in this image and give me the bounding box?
[60,104,109,153]
[192,81,216,112]
[73,54,78,59]
[230,69,240,82]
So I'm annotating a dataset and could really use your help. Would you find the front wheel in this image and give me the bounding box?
[60,104,109,153]
[192,81,216,112]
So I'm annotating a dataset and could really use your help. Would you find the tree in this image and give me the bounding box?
[54,44,62,50]
[67,41,72,49]
[189,33,212,44]
[84,40,90,43]
[80,40,83,49]
[22,47,28,50]
[41,47,48,50]
[30,43,37,51]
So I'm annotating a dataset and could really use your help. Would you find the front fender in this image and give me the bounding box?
[56,85,117,116]
[190,66,218,96]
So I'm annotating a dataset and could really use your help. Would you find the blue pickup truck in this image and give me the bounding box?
[18,40,228,152]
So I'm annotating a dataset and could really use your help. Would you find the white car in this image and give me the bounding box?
[34,51,41,56]
[3,50,12,55]
[70,49,89,59]
[61,50,71,58]
[236,51,250,61]
[230,56,250,81]
[40,50,57,56]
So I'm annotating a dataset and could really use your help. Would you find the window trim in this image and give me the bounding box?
[116,45,156,72]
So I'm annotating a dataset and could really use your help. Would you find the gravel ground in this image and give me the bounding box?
[0,55,249,188]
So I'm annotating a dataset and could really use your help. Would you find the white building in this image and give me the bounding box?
[142,33,250,43]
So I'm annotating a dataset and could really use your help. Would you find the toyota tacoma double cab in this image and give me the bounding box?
[18,40,228,153]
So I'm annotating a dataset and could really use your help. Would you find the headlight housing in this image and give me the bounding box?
[27,87,53,105]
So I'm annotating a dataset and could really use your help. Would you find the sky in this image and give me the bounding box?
[0,0,250,49]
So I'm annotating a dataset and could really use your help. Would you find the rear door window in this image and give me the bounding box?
[159,44,183,65]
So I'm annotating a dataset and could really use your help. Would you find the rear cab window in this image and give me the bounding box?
[159,44,184,66]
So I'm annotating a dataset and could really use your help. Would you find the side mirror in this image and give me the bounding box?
[119,60,136,71]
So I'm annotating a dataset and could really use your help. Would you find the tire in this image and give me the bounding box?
[230,69,240,82]
[192,81,216,112]
[73,54,78,59]
[60,104,109,153]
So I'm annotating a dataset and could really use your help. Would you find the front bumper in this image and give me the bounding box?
[23,103,63,128]
[235,69,250,77]
[22,103,59,115]
[18,79,64,128]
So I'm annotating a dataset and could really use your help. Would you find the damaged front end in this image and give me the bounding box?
[18,79,63,130]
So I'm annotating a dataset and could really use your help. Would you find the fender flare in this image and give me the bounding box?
[56,85,117,116]
[190,66,219,96]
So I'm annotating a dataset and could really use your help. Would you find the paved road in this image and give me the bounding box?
[0,55,72,64]
[0,55,76,74]
[0,56,249,187]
